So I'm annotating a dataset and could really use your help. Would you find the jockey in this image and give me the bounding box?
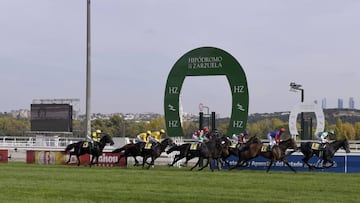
[192,130,200,140]
[203,127,210,137]
[267,128,286,149]
[314,130,335,149]
[232,130,249,144]
[193,129,206,142]
[135,130,151,143]
[91,129,101,143]
[150,129,166,143]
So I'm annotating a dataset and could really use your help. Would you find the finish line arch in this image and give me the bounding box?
[164,47,249,137]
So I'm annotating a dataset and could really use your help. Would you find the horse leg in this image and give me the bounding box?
[76,155,80,166]
[302,156,314,171]
[147,156,155,169]
[90,155,96,168]
[266,159,274,172]
[168,154,181,167]
[199,158,210,171]
[133,156,140,166]
[283,159,296,173]
[190,157,201,171]
[216,158,222,171]
[66,152,72,164]
[230,156,244,170]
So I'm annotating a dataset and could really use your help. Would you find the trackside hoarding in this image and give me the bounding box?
[223,153,360,173]
[26,150,126,167]
[0,149,8,163]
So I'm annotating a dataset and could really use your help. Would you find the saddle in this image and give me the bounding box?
[190,143,200,150]
[230,143,239,149]
[311,142,326,151]
[82,141,99,152]
[144,142,153,149]
[261,145,270,152]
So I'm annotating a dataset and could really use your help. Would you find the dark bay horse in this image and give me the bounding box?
[65,134,114,167]
[227,136,263,169]
[190,135,231,171]
[141,138,174,169]
[166,143,191,167]
[259,138,298,173]
[112,142,145,166]
[300,139,350,170]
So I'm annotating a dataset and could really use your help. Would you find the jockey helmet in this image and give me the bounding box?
[146,130,151,135]
[328,129,335,135]
[203,127,209,132]
[280,128,286,132]
[96,129,101,134]
[160,129,165,134]
[244,130,249,135]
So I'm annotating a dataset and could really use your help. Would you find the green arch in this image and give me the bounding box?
[164,47,249,137]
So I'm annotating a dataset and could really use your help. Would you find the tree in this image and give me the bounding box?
[355,122,360,140]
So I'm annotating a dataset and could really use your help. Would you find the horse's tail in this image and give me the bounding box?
[65,143,77,152]
[112,146,125,153]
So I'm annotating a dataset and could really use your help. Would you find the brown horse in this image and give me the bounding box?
[112,142,145,166]
[228,136,263,170]
[259,138,298,173]
[190,135,231,171]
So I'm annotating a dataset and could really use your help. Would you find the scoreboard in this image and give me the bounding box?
[31,104,73,132]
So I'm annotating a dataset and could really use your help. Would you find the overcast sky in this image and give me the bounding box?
[1,0,359,117]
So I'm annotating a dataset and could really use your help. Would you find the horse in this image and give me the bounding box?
[189,135,231,171]
[300,139,350,170]
[259,138,298,173]
[141,138,174,169]
[112,142,145,166]
[65,134,114,167]
[166,143,191,167]
[227,136,263,170]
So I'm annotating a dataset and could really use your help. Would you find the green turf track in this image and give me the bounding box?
[0,163,359,203]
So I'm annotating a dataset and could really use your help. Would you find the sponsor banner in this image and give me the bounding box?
[34,151,66,165]
[92,152,126,167]
[0,149,8,163]
[63,152,90,166]
[224,154,360,173]
[26,150,35,163]
[27,150,125,167]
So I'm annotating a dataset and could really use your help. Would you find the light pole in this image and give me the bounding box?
[290,82,304,139]
[85,0,91,140]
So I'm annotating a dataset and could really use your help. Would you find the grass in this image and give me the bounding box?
[0,163,360,203]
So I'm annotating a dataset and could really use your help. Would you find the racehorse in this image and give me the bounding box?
[300,139,350,170]
[141,138,174,169]
[166,143,191,167]
[65,134,114,167]
[112,142,145,166]
[259,138,298,173]
[227,136,263,170]
[190,135,231,171]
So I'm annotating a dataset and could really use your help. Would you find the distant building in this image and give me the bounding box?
[322,98,327,109]
[349,97,355,109]
[338,98,344,109]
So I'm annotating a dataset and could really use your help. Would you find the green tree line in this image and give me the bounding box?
[1,115,360,140]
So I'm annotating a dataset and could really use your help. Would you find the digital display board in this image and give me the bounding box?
[31,104,73,132]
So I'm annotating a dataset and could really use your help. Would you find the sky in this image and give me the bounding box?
[1,0,360,117]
